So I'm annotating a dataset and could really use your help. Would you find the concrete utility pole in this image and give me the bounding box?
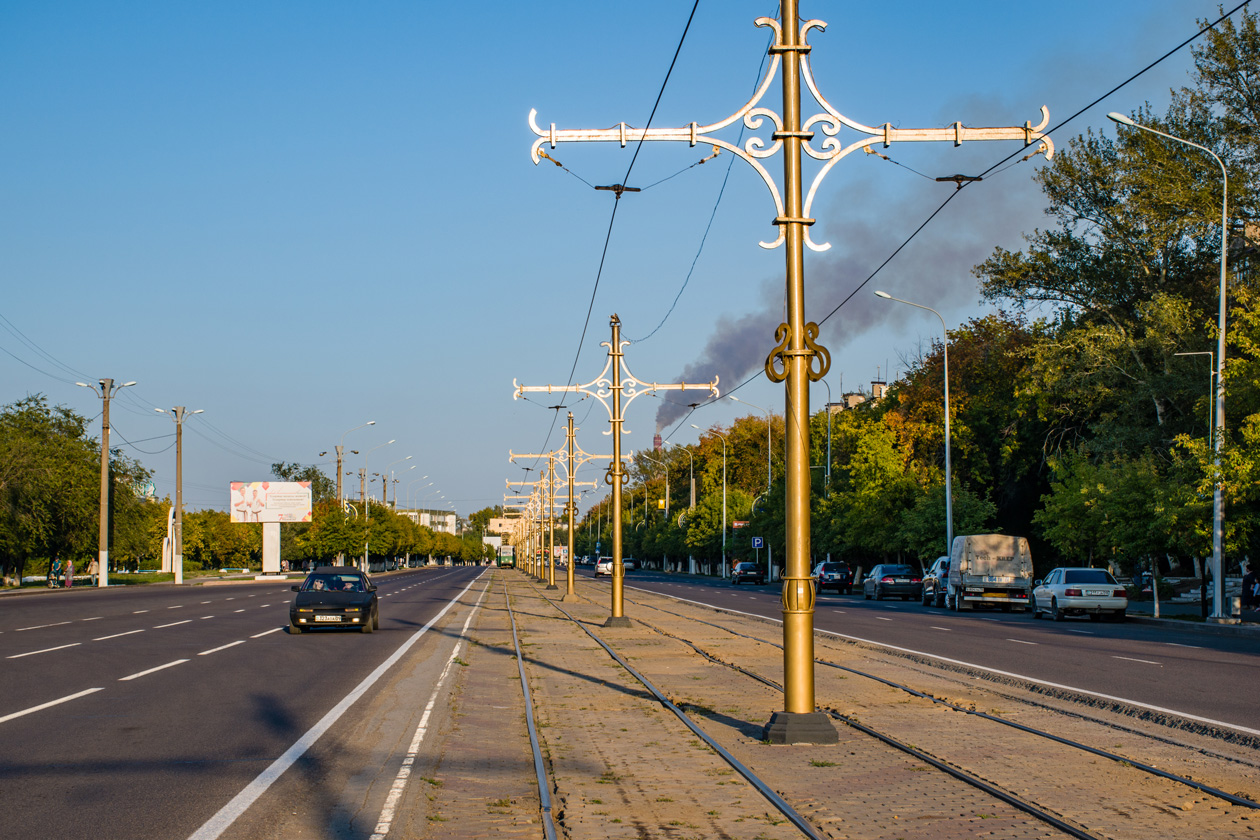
[335,421,375,505]
[77,378,136,587]
[156,406,204,585]
[529,1,1053,742]
[515,314,718,627]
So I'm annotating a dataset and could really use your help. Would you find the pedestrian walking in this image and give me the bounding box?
[65,558,75,589]
[88,558,99,587]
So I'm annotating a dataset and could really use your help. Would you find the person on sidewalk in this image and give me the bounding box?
[65,558,75,589]
[88,558,99,587]
[49,557,62,588]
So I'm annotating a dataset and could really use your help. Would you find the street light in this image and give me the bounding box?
[875,290,952,553]
[665,442,697,574]
[76,378,136,587]
[336,421,375,504]
[692,424,728,577]
[155,407,204,585]
[1109,111,1230,621]
[728,395,772,492]
[385,456,414,507]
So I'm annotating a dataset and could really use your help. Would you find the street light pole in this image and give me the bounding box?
[155,406,204,585]
[76,378,136,587]
[876,291,952,552]
[1109,111,1230,621]
[336,421,375,505]
[692,425,727,578]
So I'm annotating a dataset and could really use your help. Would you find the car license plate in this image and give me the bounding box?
[315,615,341,622]
[894,578,908,583]
[1086,589,1108,596]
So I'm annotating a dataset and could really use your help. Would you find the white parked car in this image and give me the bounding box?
[594,557,614,577]
[1031,567,1128,621]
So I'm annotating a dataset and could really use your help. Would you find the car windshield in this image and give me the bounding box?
[736,563,757,571]
[304,574,365,592]
[821,563,846,571]
[883,565,915,575]
[1063,569,1117,585]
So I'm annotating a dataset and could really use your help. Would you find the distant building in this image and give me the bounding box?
[401,509,457,534]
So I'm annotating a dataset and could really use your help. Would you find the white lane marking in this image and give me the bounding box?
[833,610,846,614]
[978,617,1000,622]
[201,601,212,604]
[167,605,184,609]
[234,609,245,613]
[370,581,486,840]
[120,659,188,681]
[225,598,234,601]
[251,628,283,639]
[16,621,72,631]
[154,620,192,629]
[876,617,892,622]
[1007,639,1038,645]
[133,610,149,614]
[187,570,489,840]
[1113,655,1161,665]
[199,641,246,656]
[7,642,81,659]
[201,616,214,620]
[929,626,952,631]
[1166,642,1202,649]
[82,617,103,622]
[626,583,1260,739]
[94,629,145,641]
[261,604,271,608]
[1065,629,1094,635]
[0,687,104,725]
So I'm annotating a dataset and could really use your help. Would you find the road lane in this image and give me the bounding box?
[0,566,485,840]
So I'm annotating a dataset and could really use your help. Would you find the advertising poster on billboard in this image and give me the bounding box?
[229,481,313,523]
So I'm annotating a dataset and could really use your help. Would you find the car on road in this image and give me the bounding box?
[731,562,766,585]
[811,560,853,594]
[1031,567,1128,621]
[862,564,923,601]
[595,557,614,577]
[289,566,379,633]
[921,555,950,607]
[623,557,638,571]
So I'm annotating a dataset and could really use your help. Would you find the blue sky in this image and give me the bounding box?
[0,0,1237,516]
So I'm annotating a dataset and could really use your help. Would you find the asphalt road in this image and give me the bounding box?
[0,566,485,840]
[579,566,1260,736]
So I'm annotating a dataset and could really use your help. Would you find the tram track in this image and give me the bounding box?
[627,594,1260,812]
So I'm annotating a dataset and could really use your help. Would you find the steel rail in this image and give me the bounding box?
[539,593,828,840]
[629,594,1260,811]
[504,584,558,840]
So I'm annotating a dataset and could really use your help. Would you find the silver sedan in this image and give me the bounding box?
[1031,567,1128,621]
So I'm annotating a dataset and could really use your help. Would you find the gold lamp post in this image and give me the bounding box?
[515,314,718,626]
[529,0,1052,743]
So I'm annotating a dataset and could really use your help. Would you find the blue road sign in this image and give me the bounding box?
[752,537,764,549]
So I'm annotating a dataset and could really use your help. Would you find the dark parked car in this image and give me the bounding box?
[811,560,853,594]
[732,562,766,585]
[921,556,950,607]
[289,566,379,634]
[862,564,923,601]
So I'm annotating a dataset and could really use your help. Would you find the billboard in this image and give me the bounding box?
[230,481,312,523]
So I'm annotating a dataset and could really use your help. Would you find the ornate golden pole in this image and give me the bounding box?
[761,0,834,744]
[546,453,558,590]
[605,316,631,627]
[564,412,579,601]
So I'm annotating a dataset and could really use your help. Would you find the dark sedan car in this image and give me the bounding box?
[731,562,766,585]
[812,560,853,594]
[289,566,379,634]
[862,564,923,601]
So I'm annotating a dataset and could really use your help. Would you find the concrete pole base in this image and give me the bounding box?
[762,711,839,745]
[603,615,633,628]
[561,592,580,602]
[545,584,559,590]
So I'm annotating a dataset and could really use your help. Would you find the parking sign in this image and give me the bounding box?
[752,537,764,549]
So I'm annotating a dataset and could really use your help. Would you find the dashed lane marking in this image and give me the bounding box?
[120,660,188,681]
[93,629,145,641]
[16,621,72,631]
[251,628,283,638]
[0,688,104,725]
[154,620,192,629]
[1007,638,1038,645]
[1113,655,1161,665]
[7,643,81,659]
[199,641,246,656]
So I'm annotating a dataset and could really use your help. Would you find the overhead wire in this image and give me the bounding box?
[660,1,1253,447]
